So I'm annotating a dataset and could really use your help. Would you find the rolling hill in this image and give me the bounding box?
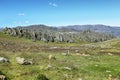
[7,24,120,37]
[60,24,120,37]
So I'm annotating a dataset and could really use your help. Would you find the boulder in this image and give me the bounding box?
[0,57,8,63]
[108,53,113,56]
[16,57,25,64]
[63,67,72,70]
[48,55,56,60]
[61,53,68,56]
[75,50,79,53]
[0,75,6,80]
[78,78,82,80]
[16,57,33,65]
[46,64,52,70]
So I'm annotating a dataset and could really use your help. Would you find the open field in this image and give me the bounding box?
[0,32,120,80]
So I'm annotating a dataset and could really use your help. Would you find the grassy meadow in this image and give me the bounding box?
[0,32,120,80]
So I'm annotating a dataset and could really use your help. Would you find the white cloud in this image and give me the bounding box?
[25,21,29,24]
[17,13,25,16]
[49,2,58,7]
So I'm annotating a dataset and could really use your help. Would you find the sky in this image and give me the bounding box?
[0,0,120,28]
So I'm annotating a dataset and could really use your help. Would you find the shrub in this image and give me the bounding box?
[36,74,49,80]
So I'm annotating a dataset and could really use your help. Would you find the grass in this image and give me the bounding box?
[0,32,120,80]
[0,51,120,80]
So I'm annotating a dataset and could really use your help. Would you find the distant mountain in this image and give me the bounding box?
[16,24,77,32]
[60,24,120,37]
[3,24,120,37]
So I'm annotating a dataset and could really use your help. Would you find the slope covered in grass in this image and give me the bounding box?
[0,51,120,80]
[83,38,120,48]
[0,32,120,80]
[0,32,88,52]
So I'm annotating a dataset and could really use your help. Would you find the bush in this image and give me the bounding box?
[0,71,4,75]
[36,74,49,80]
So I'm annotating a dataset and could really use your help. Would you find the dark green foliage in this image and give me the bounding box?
[0,71,4,75]
[0,71,8,80]
[36,74,49,80]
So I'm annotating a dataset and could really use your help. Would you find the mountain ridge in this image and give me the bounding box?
[59,24,120,37]
[3,24,120,37]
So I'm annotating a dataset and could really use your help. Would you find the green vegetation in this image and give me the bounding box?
[0,32,120,80]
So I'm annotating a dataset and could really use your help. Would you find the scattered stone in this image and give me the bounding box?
[63,67,72,70]
[82,53,90,56]
[0,57,8,63]
[16,57,25,64]
[16,57,33,65]
[108,74,112,80]
[75,50,79,53]
[61,53,68,56]
[50,47,59,49]
[48,55,56,60]
[47,64,52,70]
[108,53,113,56]
[0,75,6,80]
[78,78,82,80]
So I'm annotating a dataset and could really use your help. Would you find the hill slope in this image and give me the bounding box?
[0,30,120,80]
[60,24,120,37]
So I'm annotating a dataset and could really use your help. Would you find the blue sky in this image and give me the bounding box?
[0,0,120,27]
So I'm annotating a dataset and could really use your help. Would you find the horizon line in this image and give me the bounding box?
[1,23,120,28]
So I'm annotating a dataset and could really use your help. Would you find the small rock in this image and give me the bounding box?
[0,75,6,80]
[75,50,79,53]
[61,53,68,56]
[47,64,52,70]
[78,78,82,80]
[82,53,90,56]
[0,57,8,63]
[63,67,72,70]
[16,57,25,64]
[16,57,33,65]
[108,74,112,80]
[48,55,56,60]
[50,47,59,49]
[108,53,113,56]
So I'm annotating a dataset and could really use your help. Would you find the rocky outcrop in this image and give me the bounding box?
[3,26,115,43]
